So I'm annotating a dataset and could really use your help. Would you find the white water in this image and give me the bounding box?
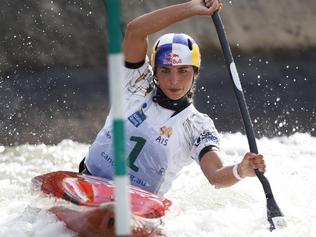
[0,133,315,237]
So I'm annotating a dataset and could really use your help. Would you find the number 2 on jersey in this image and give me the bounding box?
[128,136,146,172]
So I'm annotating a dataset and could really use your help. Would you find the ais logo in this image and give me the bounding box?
[155,126,173,146]
[160,126,173,138]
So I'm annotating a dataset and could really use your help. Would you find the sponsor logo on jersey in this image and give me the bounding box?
[155,126,173,146]
[101,152,114,167]
[129,174,147,187]
[128,104,147,127]
[160,126,173,138]
[155,136,168,146]
[194,131,219,147]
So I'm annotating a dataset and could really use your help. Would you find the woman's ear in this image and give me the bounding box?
[153,75,159,85]
[193,71,200,81]
[193,66,199,79]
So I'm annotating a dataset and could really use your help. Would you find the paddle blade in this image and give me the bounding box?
[267,196,286,231]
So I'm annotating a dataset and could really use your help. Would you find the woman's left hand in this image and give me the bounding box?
[238,152,266,178]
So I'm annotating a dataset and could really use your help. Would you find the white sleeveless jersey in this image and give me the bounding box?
[85,61,220,195]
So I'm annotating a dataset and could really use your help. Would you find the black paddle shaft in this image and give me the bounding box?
[211,11,284,231]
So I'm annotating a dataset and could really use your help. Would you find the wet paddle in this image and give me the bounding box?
[211,11,286,231]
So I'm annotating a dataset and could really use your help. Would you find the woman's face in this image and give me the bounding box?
[156,65,195,100]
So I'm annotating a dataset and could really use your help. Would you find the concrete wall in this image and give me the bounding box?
[1,0,315,145]
[1,0,315,73]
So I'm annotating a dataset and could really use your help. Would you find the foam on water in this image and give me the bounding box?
[0,134,315,236]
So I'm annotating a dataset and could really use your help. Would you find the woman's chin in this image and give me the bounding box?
[168,95,182,100]
[166,92,183,100]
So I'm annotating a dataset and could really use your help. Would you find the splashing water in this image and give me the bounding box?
[0,133,315,236]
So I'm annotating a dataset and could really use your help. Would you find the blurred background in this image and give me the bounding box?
[1,0,315,146]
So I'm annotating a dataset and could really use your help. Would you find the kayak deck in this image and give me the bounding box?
[32,171,171,219]
[32,171,172,236]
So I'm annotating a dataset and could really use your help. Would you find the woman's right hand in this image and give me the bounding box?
[189,0,222,16]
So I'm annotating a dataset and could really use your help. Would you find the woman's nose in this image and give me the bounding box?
[169,72,179,85]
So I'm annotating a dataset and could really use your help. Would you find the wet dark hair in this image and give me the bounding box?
[186,66,199,99]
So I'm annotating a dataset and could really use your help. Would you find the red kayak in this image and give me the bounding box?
[32,171,172,237]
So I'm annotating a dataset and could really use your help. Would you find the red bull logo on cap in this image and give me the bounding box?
[163,53,182,65]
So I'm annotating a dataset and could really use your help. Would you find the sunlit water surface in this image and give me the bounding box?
[0,133,315,237]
